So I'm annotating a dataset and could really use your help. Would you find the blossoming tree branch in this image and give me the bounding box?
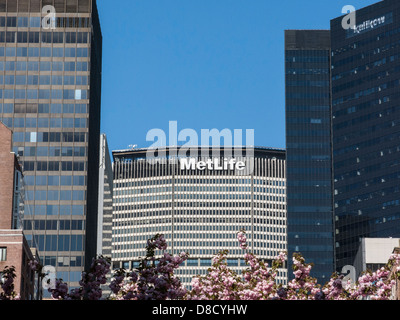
[1,231,400,300]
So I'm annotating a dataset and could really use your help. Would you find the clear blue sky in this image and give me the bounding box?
[97,0,378,153]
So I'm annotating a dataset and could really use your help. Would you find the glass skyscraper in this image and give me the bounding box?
[285,30,335,284]
[331,0,400,270]
[0,0,102,292]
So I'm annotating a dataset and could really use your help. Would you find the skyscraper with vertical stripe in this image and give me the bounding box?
[0,0,102,294]
[285,30,335,284]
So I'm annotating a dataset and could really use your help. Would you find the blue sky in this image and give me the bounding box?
[97,0,378,153]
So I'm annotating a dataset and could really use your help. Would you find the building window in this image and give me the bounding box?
[0,247,6,261]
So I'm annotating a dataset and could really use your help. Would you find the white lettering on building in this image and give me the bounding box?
[353,16,386,34]
[179,158,246,171]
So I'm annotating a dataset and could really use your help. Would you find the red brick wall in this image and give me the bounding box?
[0,124,36,300]
[0,123,15,230]
[0,231,35,300]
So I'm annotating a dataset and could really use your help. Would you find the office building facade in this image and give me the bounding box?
[331,0,400,270]
[112,146,288,286]
[353,238,400,278]
[98,133,113,296]
[285,30,335,283]
[0,0,102,291]
[98,134,113,259]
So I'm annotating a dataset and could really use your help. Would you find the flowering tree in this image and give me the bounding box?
[12,231,400,300]
[47,255,111,300]
[186,231,287,300]
[188,231,400,300]
[0,266,20,300]
[109,234,188,300]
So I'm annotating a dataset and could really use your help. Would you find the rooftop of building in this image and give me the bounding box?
[112,146,286,162]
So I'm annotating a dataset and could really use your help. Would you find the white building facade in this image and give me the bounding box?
[112,146,288,287]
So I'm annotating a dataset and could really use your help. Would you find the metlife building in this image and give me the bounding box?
[331,0,400,270]
[112,146,287,286]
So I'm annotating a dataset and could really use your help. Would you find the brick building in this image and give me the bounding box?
[0,122,40,300]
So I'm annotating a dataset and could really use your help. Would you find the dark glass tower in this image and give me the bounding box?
[0,0,102,291]
[285,30,335,284]
[331,0,400,270]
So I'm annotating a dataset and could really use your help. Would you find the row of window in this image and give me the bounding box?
[0,89,88,100]
[0,46,88,58]
[115,185,284,196]
[24,219,85,231]
[3,117,87,128]
[24,175,86,187]
[0,31,89,44]
[285,54,329,63]
[332,25,400,56]
[113,209,284,222]
[286,68,329,75]
[115,178,284,188]
[287,192,332,200]
[129,240,285,251]
[117,193,285,203]
[336,169,400,196]
[25,189,86,202]
[332,54,400,98]
[333,78,400,107]
[0,103,87,114]
[16,146,86,158]
[30,234,84,252]
[333,92,391,121]
[286,105,330,112]
[333,98,395,132]
[0,60,88,71]
[333,37,400,70]
[287,179,331,187]
[124,249,278,258]
[334,144,400,170]
[287,129,331,138]
[335,157,400,181]
[287,142,331,149]
[333,65,400,95]
[337,185,400,207]
[286,92,329,99]
[0,74,88,86]
[23,161,86,172]
[26,204,85,216]
[179,201,283,208]
[131,222,284,234]
[334,125,400,157]
[113,204,287,213]
[336,198,400,216]
[286,117,328,124]
[288,166,331,176]
[286,80,330,88]
[0,17,91,29]
[13,131,86,143]
[44,256,84,269]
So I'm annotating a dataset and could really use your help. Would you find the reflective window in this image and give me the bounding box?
[17,17,28,28]
[29,17,41,28]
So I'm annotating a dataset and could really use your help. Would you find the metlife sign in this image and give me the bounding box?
[346,12,393,38]
[179,158,246,171]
